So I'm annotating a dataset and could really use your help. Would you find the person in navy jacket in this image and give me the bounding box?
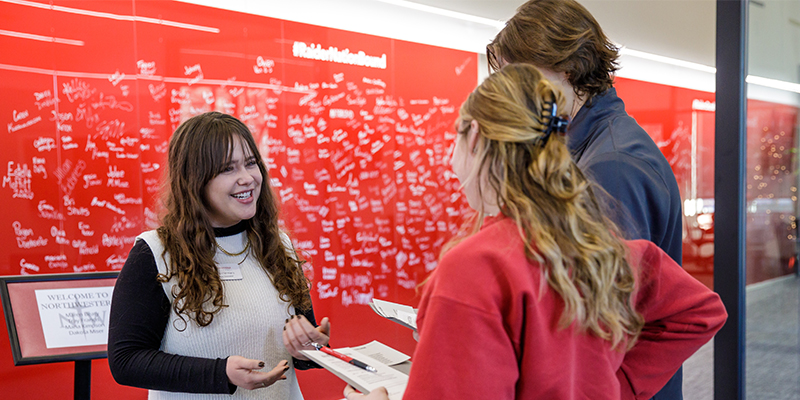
[488,1,685,398]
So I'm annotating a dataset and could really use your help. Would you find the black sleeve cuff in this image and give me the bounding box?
[293,300,322,370]
[219,357,237,394]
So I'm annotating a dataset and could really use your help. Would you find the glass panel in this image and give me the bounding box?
[746,0,800,398]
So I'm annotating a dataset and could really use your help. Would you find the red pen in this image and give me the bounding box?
[311,342,377,373]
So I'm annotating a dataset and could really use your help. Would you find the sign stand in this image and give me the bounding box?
[74,359,91,400]
[0,272,119,400]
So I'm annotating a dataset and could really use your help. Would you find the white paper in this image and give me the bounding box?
[371,298,417,330]
[368,301,386,317]
[351,340,410,366]
[301,343,408,400]
[395,310,417,330]
[34,286,114,349]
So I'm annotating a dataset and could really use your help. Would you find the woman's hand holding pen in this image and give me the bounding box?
[283,314,331,360]
[226,356,289,390]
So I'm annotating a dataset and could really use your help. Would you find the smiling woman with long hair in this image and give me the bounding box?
[108,112,329,399]
[344,64,726,400]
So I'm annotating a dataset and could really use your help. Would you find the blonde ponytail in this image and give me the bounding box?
[448,64,643,349]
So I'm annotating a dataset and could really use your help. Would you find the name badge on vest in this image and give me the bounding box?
[218,263,244,281]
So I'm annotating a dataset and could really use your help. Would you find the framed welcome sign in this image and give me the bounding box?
[0,271,118,365]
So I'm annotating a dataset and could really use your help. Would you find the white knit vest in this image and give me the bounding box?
[138,230,304,400]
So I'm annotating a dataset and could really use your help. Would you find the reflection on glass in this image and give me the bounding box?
[746,0,800,398]
[746,100,798,284]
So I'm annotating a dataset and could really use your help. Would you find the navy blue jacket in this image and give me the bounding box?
[567,88,685,400]
[567,88,683,266]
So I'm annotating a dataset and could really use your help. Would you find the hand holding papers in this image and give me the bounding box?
[368,299,417,331]
[300,341,409,400]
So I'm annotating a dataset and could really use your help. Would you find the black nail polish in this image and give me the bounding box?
[283,325,286,331]
[258,361,265,368]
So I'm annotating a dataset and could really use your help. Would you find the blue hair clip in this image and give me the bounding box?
[540,102,569,145]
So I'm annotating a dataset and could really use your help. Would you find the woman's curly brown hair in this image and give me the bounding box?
[157,111,310,328]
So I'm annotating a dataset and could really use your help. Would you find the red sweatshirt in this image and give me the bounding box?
[403,216,726,399]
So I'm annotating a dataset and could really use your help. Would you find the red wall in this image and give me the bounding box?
[2,1,798,399]
[617,79,799,287]
[0,1,475,399]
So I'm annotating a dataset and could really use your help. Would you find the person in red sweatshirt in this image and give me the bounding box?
[344,63,727,400]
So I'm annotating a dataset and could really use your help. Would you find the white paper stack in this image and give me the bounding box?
[300,340,409,400]
[368,298,417,331]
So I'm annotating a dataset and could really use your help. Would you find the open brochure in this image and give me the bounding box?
[299,341,410,400]
[368,298,417,331]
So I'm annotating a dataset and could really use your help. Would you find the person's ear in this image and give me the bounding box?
[467,119,480,154]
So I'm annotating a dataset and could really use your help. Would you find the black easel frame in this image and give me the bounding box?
[0,271,119,400]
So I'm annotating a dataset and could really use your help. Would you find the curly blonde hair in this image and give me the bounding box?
[449,64,643,349]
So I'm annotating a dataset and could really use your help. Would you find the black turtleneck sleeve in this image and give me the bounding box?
[107,240,235,394]
[293,304,322,370]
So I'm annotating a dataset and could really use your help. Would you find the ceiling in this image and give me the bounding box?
[408,0,717,67]
[410,0,524,21]
[187,0,799,89]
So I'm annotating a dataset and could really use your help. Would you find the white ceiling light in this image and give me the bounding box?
[618,45,800,103]
[373,0,506,28]
[746,75,800,94]
[619,46,717,74]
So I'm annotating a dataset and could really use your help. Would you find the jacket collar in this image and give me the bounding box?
[566,87,624,162]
